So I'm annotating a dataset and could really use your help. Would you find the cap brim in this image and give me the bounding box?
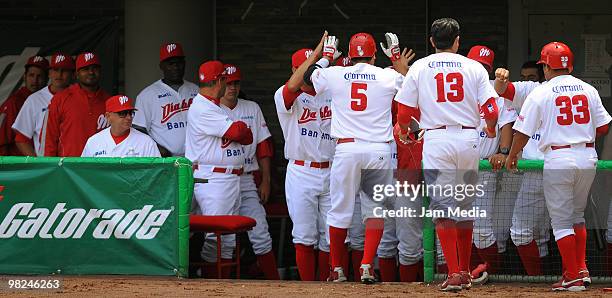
[109,108,137,113]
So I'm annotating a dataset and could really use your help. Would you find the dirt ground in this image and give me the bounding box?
[1,276,611,297]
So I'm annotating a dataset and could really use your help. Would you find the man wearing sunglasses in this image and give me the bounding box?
[81,95,160,157]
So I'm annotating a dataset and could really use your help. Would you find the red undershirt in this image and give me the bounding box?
[111,130,130,145]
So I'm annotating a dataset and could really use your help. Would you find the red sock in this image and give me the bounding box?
[351,249,363,281]
[470,244,483,269]
[456,221,474,272]
[516,240,542,276]
[294,244,316,281]
[556,235,579,279]
[607,243,612,276]
[329,226,348,270]
[573,223,587,270]
[362,218,384,266]
[318,250,330,281]
[476,243,500,274]
[378,257,398,282]
[436,263,448,274]
[257,251,280,280]
[399,260,423,282]
[436,219,459,274]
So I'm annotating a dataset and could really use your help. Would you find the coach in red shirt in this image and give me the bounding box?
[44,52,110,157]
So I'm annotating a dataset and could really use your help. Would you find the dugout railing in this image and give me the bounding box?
[423,160,612,284]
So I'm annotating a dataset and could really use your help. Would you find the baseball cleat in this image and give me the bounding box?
[459,271,472,289]
[470,263,489,285]
[359,264,376,284]
[439,273,462,292]
[578,269,591,286]
[327,266,347,282]
[551,275,586,292]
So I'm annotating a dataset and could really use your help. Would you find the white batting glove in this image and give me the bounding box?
[322,36,340,60]
[380,32,401,61]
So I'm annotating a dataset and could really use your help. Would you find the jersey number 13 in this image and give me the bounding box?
[435,72,464,102]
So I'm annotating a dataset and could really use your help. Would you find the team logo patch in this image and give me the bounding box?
[119,96,129,105]
[55,55,65,63]
[226,66,237,74]
[560,56,568,68]
[199,74,205,81]
[357,46,364,56]
[479,48,491,57]
[33,56,44,62]
[167,43,177,53]
[84,53,95,62]
[304,50,313,59]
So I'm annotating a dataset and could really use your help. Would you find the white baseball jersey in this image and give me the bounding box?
[396,52,498,129]
[185,94,245,168]
[478,92,518,159]
[502,81,544,160]
[220,98,271,172]
[133,79,199,156]
[513,75,612,152]
[81,127,161,157]
[11,86,53,156]
[274,85,335,161]
[311,63,403,142]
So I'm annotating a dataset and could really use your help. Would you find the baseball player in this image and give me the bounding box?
[220,63,279,280]
[82,95,160,157]
[0,55,48,155]
[133,43,198,157]
[303,31,412,284]
[493,66,553,277]
[506,41,611,291]
[185,60,253,277]
[44,52,110,157]
[395,18,499,291]
[13,53,75,156]
[519,61,545,82]
[464,45,518,283]
[273,32,336,281]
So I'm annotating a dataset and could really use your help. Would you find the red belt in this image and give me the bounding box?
[294,160,330,169]
[337,138,355,144]
[428,126,476,131]
[551,143,594,151]
[212,167,244,175]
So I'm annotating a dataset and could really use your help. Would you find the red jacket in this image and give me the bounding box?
[0,87,32,155]
[44,84,110,157]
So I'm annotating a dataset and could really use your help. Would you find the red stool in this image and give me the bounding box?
[190,215,256,279]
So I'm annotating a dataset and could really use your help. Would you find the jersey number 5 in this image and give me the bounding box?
[435,72,464,102]
[555,95,590,125]
[351,82,368,111]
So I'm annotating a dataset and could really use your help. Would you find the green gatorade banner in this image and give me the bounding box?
[0,157,193,277]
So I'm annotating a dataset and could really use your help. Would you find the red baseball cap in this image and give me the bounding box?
[76,52,100,70]
[467,45,494,71]
[224,64,241,83]
[291,48,313,68]
[25,55,49,71]
[160,42,185,62]
[50,53,75,70]
[106,95,137,113]
[335,56,352,67]
[198,60,227,83]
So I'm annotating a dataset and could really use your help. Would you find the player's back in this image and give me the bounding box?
[317,63,401,142]
[405,52,493,129]
[529,75,608,149]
